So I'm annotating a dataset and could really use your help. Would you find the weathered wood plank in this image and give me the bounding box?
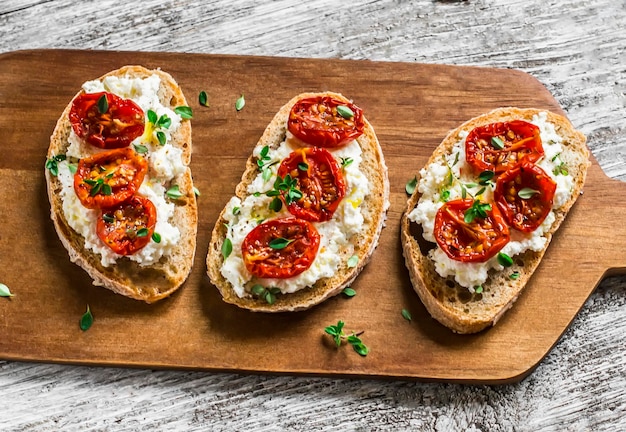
[0,0,624,430]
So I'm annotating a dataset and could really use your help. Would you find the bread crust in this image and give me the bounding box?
[207,92,389,312]
[46,66,197,303]
[401,108,590,333]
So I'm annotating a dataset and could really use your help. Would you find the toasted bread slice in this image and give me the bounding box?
[207,92,389,312]
[45,66,197,303]
[401,107,589,333]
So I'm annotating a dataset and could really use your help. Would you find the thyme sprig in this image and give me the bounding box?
[324,321,369,356]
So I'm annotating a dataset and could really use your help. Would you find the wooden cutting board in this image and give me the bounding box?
[0,49,622,384]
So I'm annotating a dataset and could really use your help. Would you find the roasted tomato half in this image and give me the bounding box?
[241,218,321,279]
[276,147,346,222]
[74,147,148,209]
[97,195,157,255]
[69,91,145,149]
[434,199,510,263]
[287,96,365,148]
[465,120,543,174]
[494,161,557,233]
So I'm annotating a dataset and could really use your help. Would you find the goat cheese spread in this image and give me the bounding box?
[408,112,574,290]
[220,132,370,298]
[56,74,185,267]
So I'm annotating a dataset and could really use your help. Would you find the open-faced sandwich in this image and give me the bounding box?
[45,66,197,303]
[401,107,590,333]
[207,92,389,312]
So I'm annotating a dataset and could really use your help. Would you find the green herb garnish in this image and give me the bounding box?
[251,284,281,304]
[166,185,184,200]
[97,94,108,114]
[269,237,294,250]
[174,105,193,119]
[235,94,245,111]
[266,174,302,205]
[45,154,67,176]
[347,255,358,268]
[0,283,14,298]
[464,200,492,223]
[340,157,354,168]
[79,305,93,331]
[199,91,209,107]
[102,213,115,224]
[193,186,200,197]
[475,286,484,294]
[152,232,161,243]
[221,238,232,259]
[324,321,369,357]
[510,271,520,280]
[497,252,514,268]
[478,170,495,186]
[518,187,539,199]
[298,162,309,171]
[257,145,277,181]
[401,309,412,322]
[84,178,112,197]
[342,287,356,297]
[156,131,167,145]
[405,176,418,195]
[133,144,149,154]
[336,105,354,119]
[491,136,505,150]
[552,153,569,176]
[269,197,283,212]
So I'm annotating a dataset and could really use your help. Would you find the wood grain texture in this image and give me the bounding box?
[1,48,618,384]
[0,0,624,431]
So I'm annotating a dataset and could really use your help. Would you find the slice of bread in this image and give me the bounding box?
[207,92,389,312]
[45,66,197,303]
[401,107,590,333]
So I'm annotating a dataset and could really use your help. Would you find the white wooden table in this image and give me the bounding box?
[1,1,624,430]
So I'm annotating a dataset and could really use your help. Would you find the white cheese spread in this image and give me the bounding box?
[220,132,370,298]
[408,112,573,291]
[57,74,185,267]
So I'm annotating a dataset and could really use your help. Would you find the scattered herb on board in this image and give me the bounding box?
[342,287,356,298]
[199,91,209,107]
[401,309,412,322]
[324,321,369,357]
[0,283,14,298]
[79,305,94,331]
[405,176,418,195]
[235,94,245,111]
